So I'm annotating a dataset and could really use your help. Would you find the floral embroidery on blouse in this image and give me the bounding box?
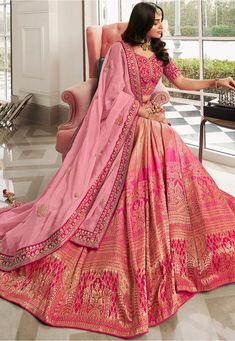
[134,54,181,95]
[134,53,162,96]
[163,58,181,82]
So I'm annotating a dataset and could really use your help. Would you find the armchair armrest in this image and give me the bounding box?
[155,79,170,99]
[152,79,170,105]
[56,78,97,159]
[58,78,98,130]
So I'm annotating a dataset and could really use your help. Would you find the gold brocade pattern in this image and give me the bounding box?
[0,118,234,338]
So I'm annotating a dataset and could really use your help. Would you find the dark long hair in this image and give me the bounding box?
[121,2,169,66]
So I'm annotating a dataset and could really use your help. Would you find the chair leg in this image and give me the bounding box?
[199,118,207,162]
[203,122,206,148]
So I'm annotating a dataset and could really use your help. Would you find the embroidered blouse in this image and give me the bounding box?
[134,52,181,97]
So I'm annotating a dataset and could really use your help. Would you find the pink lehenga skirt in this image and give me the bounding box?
[0,118,235,338]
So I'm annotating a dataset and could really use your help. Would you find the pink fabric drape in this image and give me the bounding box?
[0,42,139,271]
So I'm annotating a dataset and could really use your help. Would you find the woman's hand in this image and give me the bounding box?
[217,77,235,91]
[137,102,169,124]
[137,105,153,119]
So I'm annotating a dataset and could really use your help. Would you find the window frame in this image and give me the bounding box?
[0,0,11,101]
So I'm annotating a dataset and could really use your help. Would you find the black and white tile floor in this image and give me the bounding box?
[164,102,235,155]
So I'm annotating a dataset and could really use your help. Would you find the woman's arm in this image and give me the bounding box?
[163,58,235,91]
[171,75,235,91]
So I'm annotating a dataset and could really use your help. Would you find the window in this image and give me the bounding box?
[98,0,120,25]
[98,0,235,158]
[0,0,11,101]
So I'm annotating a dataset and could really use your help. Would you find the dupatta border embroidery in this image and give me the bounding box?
[0,102,138,271]
[71,115,137,246]
[120,41,142,104]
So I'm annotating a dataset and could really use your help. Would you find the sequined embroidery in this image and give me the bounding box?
[134,53,162,96]
[163,58,181,82]
[121,42,182,101]
[104,63,111,72]
[37,204,48,217]
[115,115,124,126]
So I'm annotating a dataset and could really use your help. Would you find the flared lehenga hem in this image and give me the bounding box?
[1,278,235,338]
[0,290,194,339]
[0,118,235,339]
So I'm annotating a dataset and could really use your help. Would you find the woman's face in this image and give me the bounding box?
[146,11,163,40]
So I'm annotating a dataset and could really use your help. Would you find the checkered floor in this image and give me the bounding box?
[164,101,235,156]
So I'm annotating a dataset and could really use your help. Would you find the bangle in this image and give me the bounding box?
[215,78,219,89]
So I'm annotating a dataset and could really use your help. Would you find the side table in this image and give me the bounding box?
[199,116,235,162]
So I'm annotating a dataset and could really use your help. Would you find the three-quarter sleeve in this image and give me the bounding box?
[163,58,181,82]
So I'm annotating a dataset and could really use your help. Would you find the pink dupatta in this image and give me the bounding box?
[0,42,139,271]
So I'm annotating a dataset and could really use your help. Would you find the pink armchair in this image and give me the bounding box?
[56,23,169,160]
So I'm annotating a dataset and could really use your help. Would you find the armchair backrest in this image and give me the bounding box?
[86,23,127,78]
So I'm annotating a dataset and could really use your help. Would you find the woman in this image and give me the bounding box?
[0,2,235,338]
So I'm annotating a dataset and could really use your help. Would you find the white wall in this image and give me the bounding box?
[12,0,85,107]
[84,0,99,79]
[58,0,84,101]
